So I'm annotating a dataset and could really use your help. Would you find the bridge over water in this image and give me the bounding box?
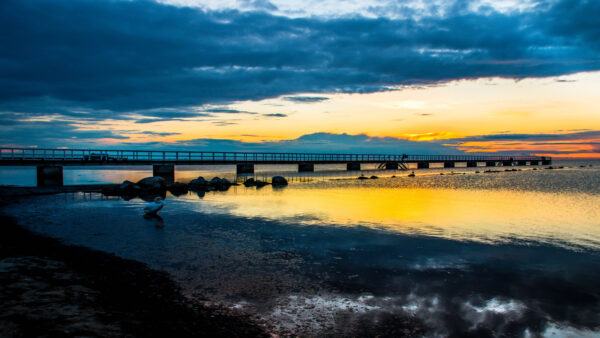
[0,148,551,186]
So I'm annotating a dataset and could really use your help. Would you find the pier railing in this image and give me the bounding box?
[0,147,548,163]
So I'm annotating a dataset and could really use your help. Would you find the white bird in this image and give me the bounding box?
[143,197,165,215]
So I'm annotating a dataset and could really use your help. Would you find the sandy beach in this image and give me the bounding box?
[0,206,269,337]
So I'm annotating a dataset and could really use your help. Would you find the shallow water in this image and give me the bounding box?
[3,160,600,336]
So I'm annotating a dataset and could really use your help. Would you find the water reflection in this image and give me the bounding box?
[8,192,600,336]
[175,181,600,250]
[143,213,165,228]
[3,161,600,336]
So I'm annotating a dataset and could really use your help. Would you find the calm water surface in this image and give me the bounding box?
[3,160,600,336]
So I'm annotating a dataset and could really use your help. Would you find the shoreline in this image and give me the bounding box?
[0,184,118,198]
[0,212,269,337]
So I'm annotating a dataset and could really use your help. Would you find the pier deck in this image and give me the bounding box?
[0,148,551,186]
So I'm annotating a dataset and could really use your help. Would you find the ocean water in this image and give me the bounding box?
[2,160,600,336]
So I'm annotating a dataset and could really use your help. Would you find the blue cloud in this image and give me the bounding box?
[125,132,463,154]
[263,113,287,117]
[0,120,130,147]
[0,0,598,121]
[283,96,330,103]
[203,108,257,114]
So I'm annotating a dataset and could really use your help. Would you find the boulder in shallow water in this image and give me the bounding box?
[136,177,167,191]
[209,177,232,191]
[271,176,288,186]
[188,176,208,189]
[168,182,188,196]
[243,178,256,187]
[254,180,268,188]
[119,180,141,194]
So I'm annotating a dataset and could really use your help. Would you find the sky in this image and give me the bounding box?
[0,0,599,157]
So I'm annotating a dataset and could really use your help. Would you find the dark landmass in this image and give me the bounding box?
[0,214,269,337]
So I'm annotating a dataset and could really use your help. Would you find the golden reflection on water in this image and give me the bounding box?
[180,185,600,249]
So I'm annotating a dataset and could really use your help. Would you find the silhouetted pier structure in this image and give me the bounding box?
[0,148,551,186]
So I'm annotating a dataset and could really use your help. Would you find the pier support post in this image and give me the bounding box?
[298,163,315,172]
[153,164,175,182]
[37,165,63,187]
[530,160,539,165]
[346,162,361,171]
[443,161,455,168]
[517,160,527,166]
[502,160,513,166]
[542,160,551,165]
[385,162,399,170]
[467,161,477,167]
[236,163,254,174]
[417,162,429,169]
[486,161,496,167]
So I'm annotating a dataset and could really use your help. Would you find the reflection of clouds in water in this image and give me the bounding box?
[409,257,468,270]
[540,323,600,338]
[265,294,380,333]
[463,298,527,331]
[261,291,598,337]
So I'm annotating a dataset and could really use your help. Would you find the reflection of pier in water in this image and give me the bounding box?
[0,147,551,186]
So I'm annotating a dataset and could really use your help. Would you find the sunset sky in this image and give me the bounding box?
[1,0,599,157]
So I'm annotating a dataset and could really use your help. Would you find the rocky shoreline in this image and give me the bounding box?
[0,210,270,337]
[101,175,289,201]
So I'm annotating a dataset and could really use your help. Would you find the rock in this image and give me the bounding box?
[357,176,368,180]
[370,175,378,179]
[168,182,188,196]
[209,177,232,191]
[254,180,268,188]
[189,176,208,189]
[271,176,288,186]
[243,178,256,187]
[136,177,167,191]
[119,180,141,194]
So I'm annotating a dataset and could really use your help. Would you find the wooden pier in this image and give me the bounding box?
[0,148,551,186]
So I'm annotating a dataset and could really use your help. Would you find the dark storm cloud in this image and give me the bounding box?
[1,0,599,123]
[283,96,330,103]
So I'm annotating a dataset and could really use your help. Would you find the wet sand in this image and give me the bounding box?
[0,212,268,337]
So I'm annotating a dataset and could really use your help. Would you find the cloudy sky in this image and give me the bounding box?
[1,0,599,157]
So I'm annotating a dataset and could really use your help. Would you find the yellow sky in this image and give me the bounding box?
[90,71,600,155]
